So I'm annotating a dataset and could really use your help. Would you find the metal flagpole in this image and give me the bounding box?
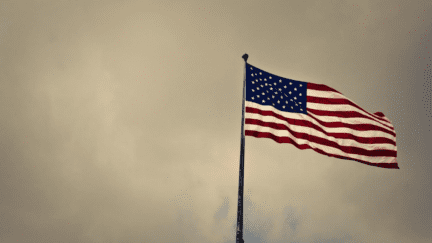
[236,53,248,243]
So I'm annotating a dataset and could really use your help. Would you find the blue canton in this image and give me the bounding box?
[245,64,308,114]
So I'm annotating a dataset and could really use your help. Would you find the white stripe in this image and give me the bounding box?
[308,105,394,132]
[246,101,396,142]
[245,124,397,164]
[307,89,394,128]
[245,112,396,151]
[307,88,346,99]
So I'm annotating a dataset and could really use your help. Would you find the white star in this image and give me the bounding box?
[252,97,254,100]
[300,108,303,111]
[250,67,253,70]
[261,85,263,87]
[280,96,283,99]
[285,101,288,104]
[267,97,270,100]
[299,84,302,87]
[265,83,268,86]
[252,89,254,92]
[283,106,285,108]
[269,76,272,79]
[279,88,282,91]
[275,92,278,94]
[270,87,273,90]
[264,78,267,81]
[284,85,287,88]
[252,81,255,84]
[262,100,265,103]
[257,87,260,90]
[274,82,276,85]
[289,82,292,85]
[262,92,265,95]
[257,95,260,98]
[294,97,297,100]
[294,88,297,91]
[279,80,282,83]
[291,106,293,109]
[251,74,254,77]
[272,95,275,98]
[299,93,302,96]
[289,91,292,94]
[259,72,262,75]
[299,102,302,104]
[277,100,280,103]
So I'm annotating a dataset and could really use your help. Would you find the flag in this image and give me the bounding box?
[244,63,398,169]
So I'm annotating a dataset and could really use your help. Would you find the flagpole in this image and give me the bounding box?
[236,53,248,243]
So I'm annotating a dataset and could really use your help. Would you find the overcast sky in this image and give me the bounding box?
[0,0,431,242]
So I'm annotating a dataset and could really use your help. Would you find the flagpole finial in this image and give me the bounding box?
[242,53,248,63]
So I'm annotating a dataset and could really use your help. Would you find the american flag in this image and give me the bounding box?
[244,63,398,169]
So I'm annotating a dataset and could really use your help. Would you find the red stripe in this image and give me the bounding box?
[245,118,397,157]
[246,117,396,146]
[373,112,386,118]
[307,96,391,125]
[245,130,399,169]
[246,106,396,138]
[307,82,343,95]
[307,108,394,131]
[306,110,395,137]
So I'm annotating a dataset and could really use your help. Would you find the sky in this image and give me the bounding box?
[0,0,431,242]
